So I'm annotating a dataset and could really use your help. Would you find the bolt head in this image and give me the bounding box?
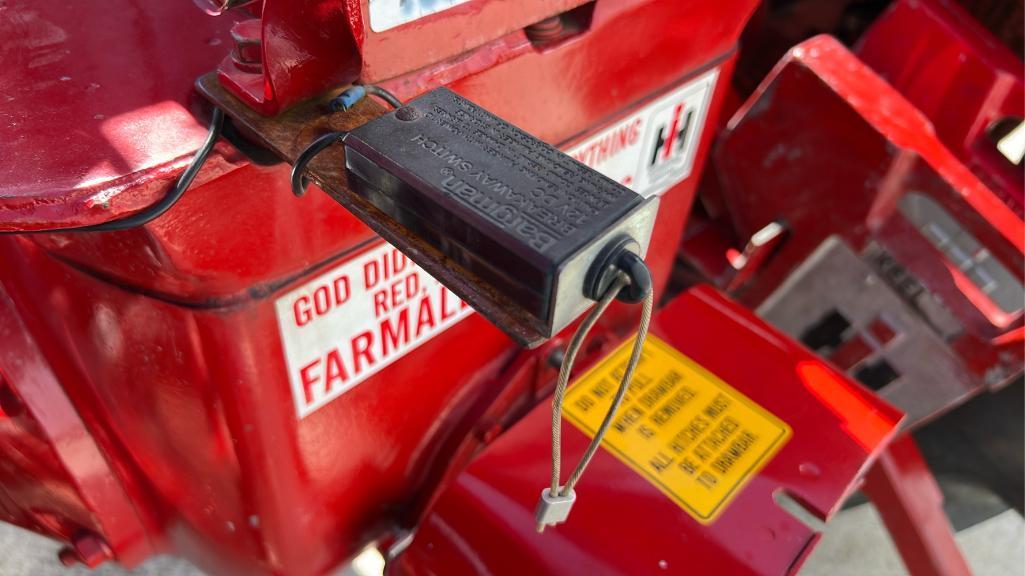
[395,106,423,122]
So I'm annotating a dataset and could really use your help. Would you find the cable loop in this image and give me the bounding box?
[364,85,403,110]
[290,131,347,197]
[546,267,655,520]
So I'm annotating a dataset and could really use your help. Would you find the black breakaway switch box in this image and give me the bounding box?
[342,87,658,339]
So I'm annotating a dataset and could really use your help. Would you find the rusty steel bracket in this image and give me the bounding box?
[197,74,548,347]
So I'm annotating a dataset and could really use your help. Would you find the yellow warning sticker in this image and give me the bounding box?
[564,335,792,524]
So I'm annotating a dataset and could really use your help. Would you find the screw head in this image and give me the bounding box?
[395,106,423,122]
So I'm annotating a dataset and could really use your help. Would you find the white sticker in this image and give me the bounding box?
[276,241,473,418]
[369,0,473,32]
[565,68,719,198]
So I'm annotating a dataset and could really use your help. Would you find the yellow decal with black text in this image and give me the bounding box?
[564,335,791,524]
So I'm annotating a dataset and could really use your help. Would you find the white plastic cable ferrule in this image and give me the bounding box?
[534,488,576,532]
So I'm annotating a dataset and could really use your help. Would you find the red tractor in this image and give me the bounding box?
[0,0,1020,574]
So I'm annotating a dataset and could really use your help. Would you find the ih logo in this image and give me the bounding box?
[645,101,697,186]
[564,68,717,198]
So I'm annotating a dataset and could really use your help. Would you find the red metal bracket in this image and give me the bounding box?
[863,435,973,576]
[0,285,154,567]
[213,0,596,114]
[393,287,904,575]
[857,0,1025,217]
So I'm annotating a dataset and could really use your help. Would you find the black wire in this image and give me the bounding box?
[328,85,404,113]
[7,108,226,234]
[290,131,348,197]
[292,85,399,197]
[83,108,226,231]
[363,85,403,110]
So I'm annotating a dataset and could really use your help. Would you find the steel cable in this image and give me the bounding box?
[548,271,655,499]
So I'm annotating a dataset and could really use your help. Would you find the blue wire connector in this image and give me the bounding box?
[330,86,367,112]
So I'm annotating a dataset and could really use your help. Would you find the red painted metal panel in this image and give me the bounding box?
[0,0,239,230]
[862,436,973,576]
[857,0,1025,216]
[0,1,760,573]
[216,0,597,114]
[713,36,1023,413]
[0,279,154,566]
[393,287,902,576]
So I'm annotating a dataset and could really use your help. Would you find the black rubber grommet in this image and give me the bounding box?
[585,235,652,303]
[586,235,637,301]
[614,251,651,303]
